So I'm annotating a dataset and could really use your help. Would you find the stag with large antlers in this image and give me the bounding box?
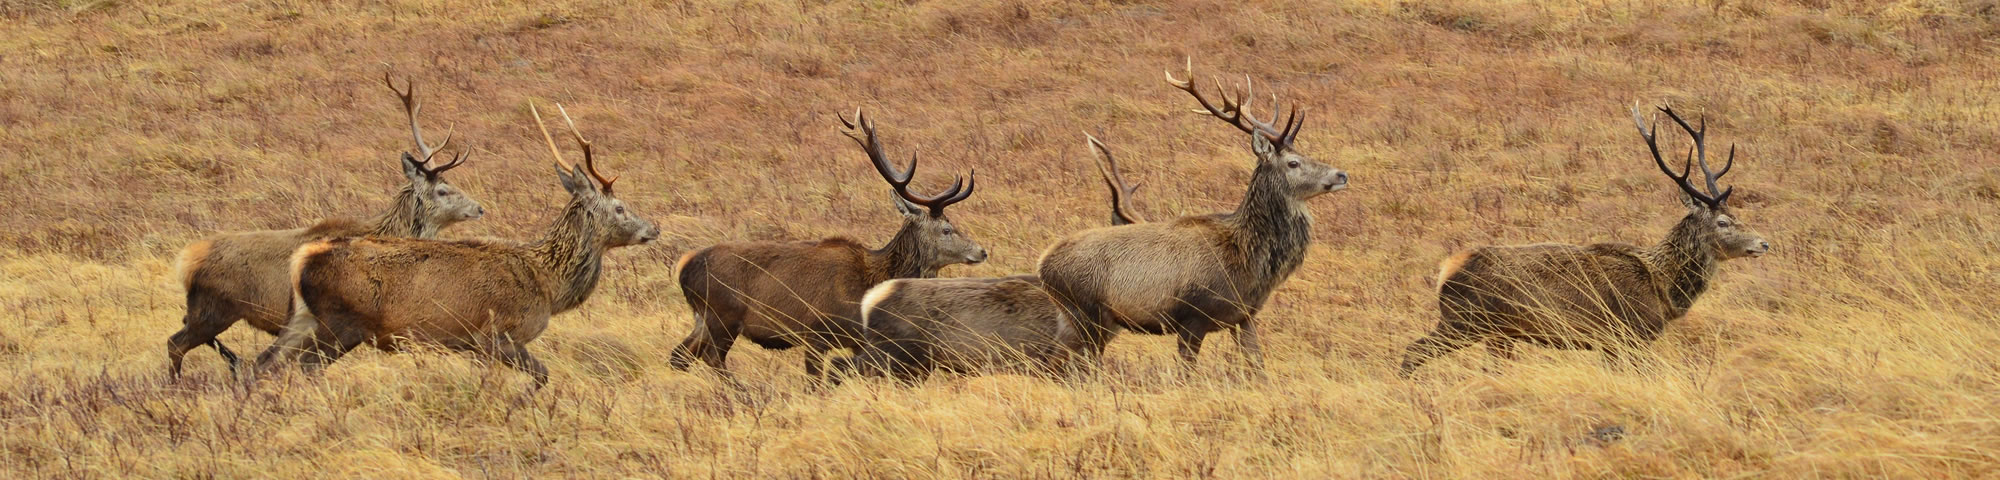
[166,74,483,379]
[1398,105,1770,376]
[838,133,1146,382]
[669,110,985,378]
[1036,60,1349,371]
[254,103,659,387]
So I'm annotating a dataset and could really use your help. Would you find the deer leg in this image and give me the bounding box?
[1175,328,1208,367]
[802,341,831,379]
[1232,319,1266,372]
[297,318,369,375]
[496,344,550,390]
[1398,329,1476,378]
[167,287,241,379]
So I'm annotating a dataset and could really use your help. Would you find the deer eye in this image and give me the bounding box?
[1716,219,1730,228]
[942,226,955,236]
[615,206,626,215]
[1287,160,1300,169]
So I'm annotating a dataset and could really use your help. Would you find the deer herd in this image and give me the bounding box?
[168,61,1770,389]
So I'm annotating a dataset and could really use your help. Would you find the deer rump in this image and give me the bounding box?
[1437,243,1674,349]
[845,275,1090,381]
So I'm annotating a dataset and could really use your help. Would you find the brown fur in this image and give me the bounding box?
[254,113,656,388]
[668,112,985,378]
[836,139,1143,381]
[1435,250,1476,293]
[843,276,1091,382]
[1398,207,1767,376]
[1037,131,1346,369]
[165,173,480,379]
[670,233,966,377]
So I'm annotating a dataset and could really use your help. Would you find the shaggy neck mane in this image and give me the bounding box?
[1224,162,1314,286]
[528,199,605,314]
[364,186,435,238]
[868,219,936,283]
[1641,211,1721,317]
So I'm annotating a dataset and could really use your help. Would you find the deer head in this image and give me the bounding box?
[1633,105,1770,260]
[384,73,484,225]
[1167,59,1348,201]
[532,103,660,248]
[839,110,988,267]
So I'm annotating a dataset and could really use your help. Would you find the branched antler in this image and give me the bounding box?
[1165,58,1304,150]
[1085,132,1144,225]
[1632,104,1735,208]
[838,109,975,216]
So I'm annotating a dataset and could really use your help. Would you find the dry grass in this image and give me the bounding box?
[3,0,1999,477]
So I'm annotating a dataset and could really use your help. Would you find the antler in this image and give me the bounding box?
[838,109,975,216]
[1085,132,1144,225]
[383,72,455,163]
[530,102,616,194]
[1632,104,1735,208]
[1164,58,1304,150]
[555,104,616,194]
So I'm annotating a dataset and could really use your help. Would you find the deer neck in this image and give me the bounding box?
[868,221,936,283]
[1643,213,1721,317]
[365,186,436,238]
[1225,165,1315,285]
[528,202,605,314]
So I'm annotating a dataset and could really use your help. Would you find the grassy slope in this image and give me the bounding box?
[3,0,1999,477]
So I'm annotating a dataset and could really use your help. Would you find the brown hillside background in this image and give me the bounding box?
[4,0,2000,477]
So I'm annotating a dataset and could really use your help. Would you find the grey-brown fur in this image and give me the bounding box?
[840,134,1141,381]
[1397,105,1771,376]
[253,104,657,388]
[1036,64,1348,369]
[669,111,984,378]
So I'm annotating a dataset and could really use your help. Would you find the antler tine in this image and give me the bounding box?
[1631,104,1712,206]
[429,151,468,175]
[556,104,615,194]
[384,72,452,162]
[529,102,573,172]
[1086,132,1143,225]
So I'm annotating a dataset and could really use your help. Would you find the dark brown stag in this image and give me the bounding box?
[670,110,985,377]
[1398,105,1771,376]
[167,74,482,378]
[1036,60,1349,370]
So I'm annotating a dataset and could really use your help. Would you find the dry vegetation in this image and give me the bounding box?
[3,0,1999,477]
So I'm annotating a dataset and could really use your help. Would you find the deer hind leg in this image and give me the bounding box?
[1232,319,1267,373]
[1398,328,1477,378]
[167,286,241,379]
[494,343,550,390]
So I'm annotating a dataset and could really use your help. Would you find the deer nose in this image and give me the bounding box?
[969,249,988,264]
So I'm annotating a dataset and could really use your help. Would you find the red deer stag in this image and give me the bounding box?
[1397,105,1771,376]
[255,103,659,387]
[670,110,985,378]
[843,134,1144,381]
[1036,60,1349,370]
[167,74,482,378]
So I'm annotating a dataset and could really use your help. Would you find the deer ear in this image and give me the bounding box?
[891,191,922,217]
[1249,133,1277,161]
[1679,191,1704,211]
[401,153,428,183]
[557,164,592,195]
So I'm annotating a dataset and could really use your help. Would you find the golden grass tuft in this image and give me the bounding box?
[3,0,1999,477]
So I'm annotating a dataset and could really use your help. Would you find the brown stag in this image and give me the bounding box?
[1036,60,1349,370]
[254,103,659,387]
[1397,105,1771,376]
[167,74,482,378]
[670,110,985,378]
